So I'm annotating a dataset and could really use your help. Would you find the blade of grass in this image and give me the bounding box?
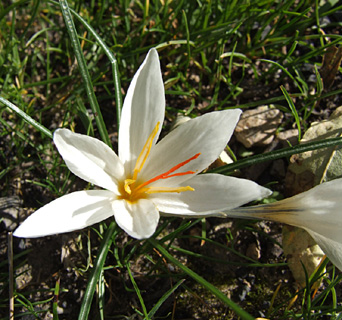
[8,232,14,320]
[260,58,304,95]
[147,279,185,319]
[52,278,60,320]
[127,263,148,318]
[0,97,52,139]
[0,0,28,21]
[281,85,302,141]
[78,222,118,320]
[49,0,122,129]
[59,0,111,146]
[210,136,342,175]
[182,10,191,73]
[98,270,105,320]
[149,238,255,320]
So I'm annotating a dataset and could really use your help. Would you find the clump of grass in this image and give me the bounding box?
[1,0,342,319]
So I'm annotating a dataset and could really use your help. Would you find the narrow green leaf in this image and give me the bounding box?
[78,222,118,320]
[49,0,122,130]
[314,64,324,96]
[149,239,255,320]
[52,278,60,320]
[210,136,342,175]
[260,58,304,95]
[147,279,185,319]
[182,10,191,72]
[59,0,111,146]
[0,97,52,139]
[280,85,302,140]
[98,271,105,320]
[127,263,149,318]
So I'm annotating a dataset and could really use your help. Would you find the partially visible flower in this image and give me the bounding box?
[226,178,342,271]
[14,48,271,240]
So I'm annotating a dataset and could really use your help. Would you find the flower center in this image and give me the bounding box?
[119,122,200,202]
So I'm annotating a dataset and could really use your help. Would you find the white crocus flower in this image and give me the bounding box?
[14,48,271,240]
[225,178,342,270]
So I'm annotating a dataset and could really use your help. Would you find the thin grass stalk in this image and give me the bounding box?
[59,0,111,146]
[19,0,40,41]
[147,279,185,318]
[210,136,342,175]
[127,263,149,318]
[52,278,60,320]
[8,232,14,320]
[0,0,28,21]
[281,85,302,140]
[149,238,255,320]
[0,97,52,139]
[49,0,122,129]
[182,10,191,73]
[78,222,117,320]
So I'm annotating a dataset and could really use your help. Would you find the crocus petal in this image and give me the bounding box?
[119,48,165,174]
[305,230,342,271]
[112,199,159,239]
[13,190,115,238]
[140,109,241,187]
[151,173,272,215]
[230,179,342,239]
[54,129,124,193]
[226,178,342,270]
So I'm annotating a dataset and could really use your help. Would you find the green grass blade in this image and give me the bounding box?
[98,270,105,320]
[49,0,122,129]
[59,0,111,146]
[149,239,255,320]
[52,278,60,320]
[0,97,52,139]
[78,222,117,320]
[281,85,302,140]
[210,136,342,175]
[146,279,185,319]
[182,10,191,72]
[260,58,304,95]
[127,263,149,318]
[0,0,28,21]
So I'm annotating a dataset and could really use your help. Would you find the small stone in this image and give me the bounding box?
[246,242,261,260]
[277,129,299,147]
[0,196,23,231]
[235,106,283,148]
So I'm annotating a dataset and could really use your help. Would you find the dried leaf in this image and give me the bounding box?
[319,46,342,89]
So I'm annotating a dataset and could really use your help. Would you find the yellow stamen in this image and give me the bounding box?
[124,179,136,195]
[132,122,160,181]
[144,186,194,194]
[119,122,200,202]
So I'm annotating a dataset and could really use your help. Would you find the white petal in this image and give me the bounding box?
[227,178,342,270]
[234,179,342,237]
[54,129,124,193]
[112,199,159,239]
[286,179,342,238]
[151,173,272,215]
[140,109,242,187]
[119,48,165,174]
[305,229,342,271]
[13,190,115,238]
